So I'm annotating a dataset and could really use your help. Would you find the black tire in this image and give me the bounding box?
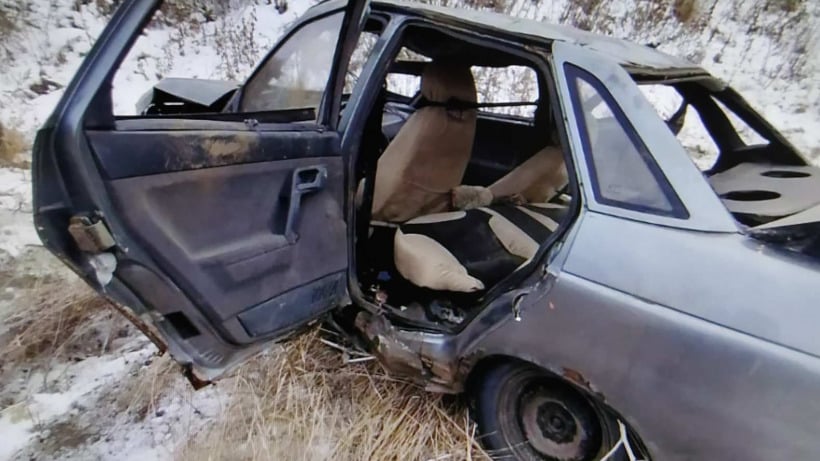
[471,362,622,461]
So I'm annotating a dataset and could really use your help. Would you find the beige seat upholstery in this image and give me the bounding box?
[451,146,568,210]
[371,62,478,222]
[489,146,568,203]
[394,203,569,292]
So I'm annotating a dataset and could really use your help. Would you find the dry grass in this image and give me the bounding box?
[0,121,30,168]
[178,329,490,461]
[0,254,487,459]
[673,0,698,23]
[0,273,124,377]
[0,2,22,41]
[114,353,179,420]
[775,0,804,13]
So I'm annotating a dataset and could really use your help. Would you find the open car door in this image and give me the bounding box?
[31,0,370,385]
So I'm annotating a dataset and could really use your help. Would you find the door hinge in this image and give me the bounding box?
[68,215,116,253]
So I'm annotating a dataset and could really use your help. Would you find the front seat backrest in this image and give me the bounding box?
[488,146,568,203]
[371,62,477,222]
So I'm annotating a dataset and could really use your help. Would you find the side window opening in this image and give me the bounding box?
[116,8,382,124]
[112,4,287,117]
[343,31,380,93]
[472,65,539,118]
[343,18,388,94]
[638,84,719,171]
[639,80,791,175]
[710,96,769,147]
[567,65,688,218]
[240,12,344,116]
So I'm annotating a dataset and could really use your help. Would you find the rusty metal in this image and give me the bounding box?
[354,310,462,393]
[68,215,116,253]
[104,299,168,354]
[183,364,213,390]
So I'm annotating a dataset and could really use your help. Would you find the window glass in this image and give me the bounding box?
[569,68,686,217]
[241,12,343,115]
[639,84,718,171]
[472,65,538,118]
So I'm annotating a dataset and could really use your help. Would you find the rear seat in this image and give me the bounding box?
[393,203,568,292]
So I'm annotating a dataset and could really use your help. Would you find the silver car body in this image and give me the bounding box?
[343,2,820,459]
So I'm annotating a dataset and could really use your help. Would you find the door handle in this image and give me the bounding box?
[283,165,328,244]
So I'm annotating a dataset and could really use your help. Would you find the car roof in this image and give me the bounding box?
[310,0,705,74]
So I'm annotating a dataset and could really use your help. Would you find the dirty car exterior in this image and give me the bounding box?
[32,0,820,460]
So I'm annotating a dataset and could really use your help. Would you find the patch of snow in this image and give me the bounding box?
[0,168,38,260]
[0,344,151,461]
[0,404,34,460]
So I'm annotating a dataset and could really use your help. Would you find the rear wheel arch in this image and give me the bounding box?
[465,355,581,397]
[464,355,652,460]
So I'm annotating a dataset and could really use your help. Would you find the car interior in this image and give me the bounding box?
[351,25,576,329]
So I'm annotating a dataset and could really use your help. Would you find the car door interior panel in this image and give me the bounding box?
[87,126,339,178]
[103,153,347,342]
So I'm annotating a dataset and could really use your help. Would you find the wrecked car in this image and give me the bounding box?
[32,0,820,459]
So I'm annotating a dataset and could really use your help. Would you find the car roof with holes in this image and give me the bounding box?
[310,0,705,74]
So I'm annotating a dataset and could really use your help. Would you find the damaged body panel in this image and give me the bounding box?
[136,78,240,115]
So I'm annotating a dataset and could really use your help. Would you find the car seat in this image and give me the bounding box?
[393,203,568,292]
[370,62,478,222]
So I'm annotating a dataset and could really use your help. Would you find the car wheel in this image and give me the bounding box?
[472,362,621,461]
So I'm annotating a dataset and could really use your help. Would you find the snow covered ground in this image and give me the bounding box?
[0,0,817,459]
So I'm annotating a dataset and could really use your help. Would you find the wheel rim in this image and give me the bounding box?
[517,384,601,461]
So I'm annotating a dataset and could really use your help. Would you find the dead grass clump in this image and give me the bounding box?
[673,0,698,24]
[0,2,23,41]
[774,0,804,13]
[463,0,506,13]
[0,121,30,168]
[0,276,120,375]
[0,8,14,40]
[113,353,180,420]
[37,418,102,457]
[179,329,489,461]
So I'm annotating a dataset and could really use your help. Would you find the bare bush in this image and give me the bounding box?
[213,7,262,81]
[673,0,698,23]
[0,3,16,39]
[0,0,26,61]
[0,120,30,168]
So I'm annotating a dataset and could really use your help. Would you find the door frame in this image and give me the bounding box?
[338,14,585,333]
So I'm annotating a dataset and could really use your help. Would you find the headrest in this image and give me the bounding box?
[420,62,477,104]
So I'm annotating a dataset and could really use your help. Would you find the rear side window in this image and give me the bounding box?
[472,65,538,118]
[566,65,688,218]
